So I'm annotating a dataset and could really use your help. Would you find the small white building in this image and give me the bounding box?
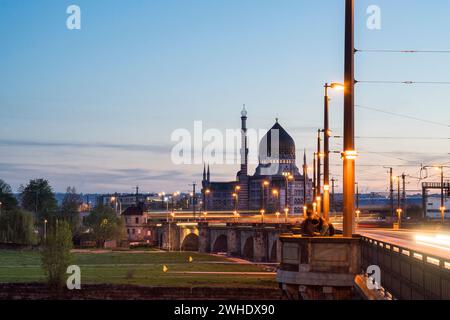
[426,197,450,219]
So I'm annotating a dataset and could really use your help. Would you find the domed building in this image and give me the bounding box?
[202,107,313,215]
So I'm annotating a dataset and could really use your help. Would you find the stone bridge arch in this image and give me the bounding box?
[242,236,254,260]
[181,233,199,251]
[212,234,228,253]
[179,227,199,251]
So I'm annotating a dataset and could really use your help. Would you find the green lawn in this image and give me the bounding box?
[0,250,276,288]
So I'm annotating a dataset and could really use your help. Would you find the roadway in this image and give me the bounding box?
[357,227,450,261]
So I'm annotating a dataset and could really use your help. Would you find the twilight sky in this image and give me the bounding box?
[0,0,449,194]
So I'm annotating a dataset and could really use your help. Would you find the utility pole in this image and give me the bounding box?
[317,129,322,208]
[313,152,317,199]
[355,182,359,212]
[342,0,355,237]
[440,166,445,224]
[397,176,401,228]
[384,167,394,218]
[402,173,407,218]
[323,87,330,222]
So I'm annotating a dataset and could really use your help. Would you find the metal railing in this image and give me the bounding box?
[361,236,450,300]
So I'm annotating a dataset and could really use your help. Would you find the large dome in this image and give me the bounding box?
[259,121,296,160]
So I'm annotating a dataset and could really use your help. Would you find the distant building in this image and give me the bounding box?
[426,197,450,219]
[202,107,313,214]
[122,205,153,243]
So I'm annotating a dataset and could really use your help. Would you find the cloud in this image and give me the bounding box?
[0,161,191,193]
[0,139,171,154]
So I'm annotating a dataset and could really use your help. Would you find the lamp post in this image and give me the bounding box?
[44,219,48,240]
[261,180,269,214]
[439,167,446,224]
[323,82,344,222]
[260,209,265,224]
[272,189,279,216]
[204,189,210,216]
[234,185,240,212]
[317,130,322,212]
[0,201,2,217]
[355,182,360,223]
[282,172,293,220]
[172,191,180,221]
[233,210,240,223]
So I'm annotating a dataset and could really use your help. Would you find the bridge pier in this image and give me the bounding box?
[198,222,211,253]
[253,227,269,262]
[227,224,241,256]
[161,222,180,251]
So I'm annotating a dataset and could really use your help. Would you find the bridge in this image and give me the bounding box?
[154,222,293,262]
[149,219,450,300]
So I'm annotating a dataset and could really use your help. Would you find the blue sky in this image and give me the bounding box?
[0,0,449,193]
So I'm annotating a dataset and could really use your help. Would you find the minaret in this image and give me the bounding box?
[238,105,249,211]
[240,105,248,176]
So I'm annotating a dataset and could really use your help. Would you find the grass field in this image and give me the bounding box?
[0,249,276,288]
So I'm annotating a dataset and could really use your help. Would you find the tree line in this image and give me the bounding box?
[0,178,125,247]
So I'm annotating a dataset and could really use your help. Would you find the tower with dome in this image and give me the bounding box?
[202,107,313,215]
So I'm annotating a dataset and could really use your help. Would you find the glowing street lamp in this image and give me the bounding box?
[316,196,322,216]
[282,172,294,216]
[440,206,446,224]
[275,211,280,223]
[233,210,240,223]
[260,209,265,224]
[44,219,48,240]
[303,205,307,219]
[355,209,361,223]
[261,180,269,213]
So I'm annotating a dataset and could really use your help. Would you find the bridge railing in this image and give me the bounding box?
[361,236,450,300]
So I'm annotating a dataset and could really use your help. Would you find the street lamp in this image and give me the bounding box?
[233,210,240,223]
[260,209,265,224]
[261,180,269,214]
[323,82,344,223]
[204,189,210,214]
[282,172,293,219]
[44,219,48,240]
[0,201,2,217]
[283,207,288,224]
[272,189,279,214]
[275,211,280,223]
[355,209,361,223]
[234,185,240,212]
[396,208,403,229]
[303,205,307,219]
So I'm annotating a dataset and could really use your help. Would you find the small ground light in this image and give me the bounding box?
[163,265,168,273]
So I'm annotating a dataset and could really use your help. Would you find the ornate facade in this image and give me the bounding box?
[202,107,313,215]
